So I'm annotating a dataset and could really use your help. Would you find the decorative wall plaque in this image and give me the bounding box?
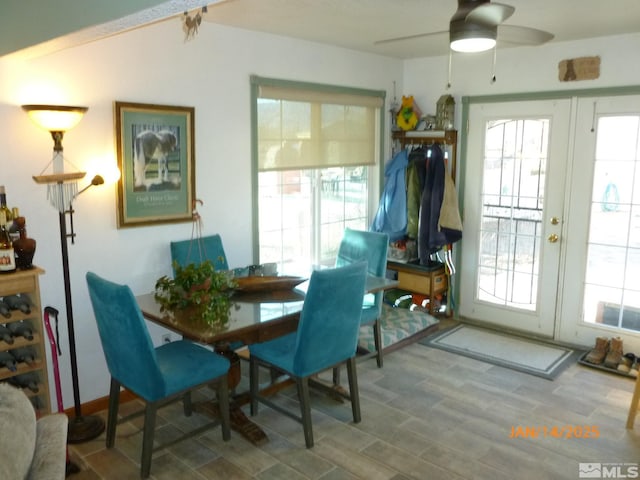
[558,56,600,82]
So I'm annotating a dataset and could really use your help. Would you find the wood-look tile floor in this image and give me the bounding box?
[68,335,640,480]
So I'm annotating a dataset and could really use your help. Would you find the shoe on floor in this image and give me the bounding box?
[584,336,609,365]
[604,336,623,369]
[617,355,633,373]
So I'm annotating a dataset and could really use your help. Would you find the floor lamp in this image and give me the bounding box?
[22,105,106,443]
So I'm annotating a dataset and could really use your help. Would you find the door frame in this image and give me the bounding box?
[455,85,640,335]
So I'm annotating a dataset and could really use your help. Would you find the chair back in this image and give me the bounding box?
[170,234,229,272]
[86,272,165,400]
[292,262,367,377]
[335,228,389,314]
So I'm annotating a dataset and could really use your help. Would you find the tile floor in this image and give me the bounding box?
[68,337,640,479]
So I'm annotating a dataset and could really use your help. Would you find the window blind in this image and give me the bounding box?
[255,79,384,172]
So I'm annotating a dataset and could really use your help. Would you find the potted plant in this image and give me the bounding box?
[154,260,238,326]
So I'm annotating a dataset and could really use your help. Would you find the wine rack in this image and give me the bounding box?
[0,267,50,415]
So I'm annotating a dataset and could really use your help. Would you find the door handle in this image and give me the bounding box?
[548,233,559,243]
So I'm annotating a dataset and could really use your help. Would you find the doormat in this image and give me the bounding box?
[420,324,583,380]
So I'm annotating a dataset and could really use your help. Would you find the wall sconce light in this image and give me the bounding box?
[22,104,106,443]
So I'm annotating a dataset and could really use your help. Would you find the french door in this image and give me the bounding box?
[459,99,571,337]
[558,95,640,351]
[460,93,640,351]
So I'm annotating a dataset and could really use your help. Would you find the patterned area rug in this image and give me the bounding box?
[420,324,583,380]
[358,304,439,353]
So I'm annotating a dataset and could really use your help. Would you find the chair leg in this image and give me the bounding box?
[217,374,231,441]
[183,391,193,417]
[626,373,640,428]
[106,378,120,448]
[373,319,383,368]
[141,402,158,479]
[249,356,259,416]
[297,377,314,448]
[346,357,361,423]
[332,366,341,386]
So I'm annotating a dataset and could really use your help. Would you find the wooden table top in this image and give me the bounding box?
[136,274,398,346]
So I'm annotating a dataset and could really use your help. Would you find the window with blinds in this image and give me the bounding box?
[251,76,385,274]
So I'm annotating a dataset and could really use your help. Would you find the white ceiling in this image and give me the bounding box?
[5,0,640,60]
[202,0,640,59]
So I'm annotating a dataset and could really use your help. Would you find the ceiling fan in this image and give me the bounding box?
[376,0,554,53]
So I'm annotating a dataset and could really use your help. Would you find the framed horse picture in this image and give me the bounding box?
[114,101,195,228]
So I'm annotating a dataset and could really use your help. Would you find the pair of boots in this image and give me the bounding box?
[584,336,623,369]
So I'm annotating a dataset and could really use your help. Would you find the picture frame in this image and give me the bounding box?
[114,101,195,228]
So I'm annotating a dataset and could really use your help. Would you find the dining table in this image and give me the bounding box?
[136,274,399,445]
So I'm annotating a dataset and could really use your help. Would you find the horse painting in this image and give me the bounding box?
[133,130,178,188]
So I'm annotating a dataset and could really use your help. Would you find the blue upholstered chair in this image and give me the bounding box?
[335,228,389,368]
[248,261,367,448]
[85,272,231,479]
[170,234,229,272]
[170,234,246,353]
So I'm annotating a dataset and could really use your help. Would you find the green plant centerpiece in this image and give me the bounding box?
[154,260,238,326]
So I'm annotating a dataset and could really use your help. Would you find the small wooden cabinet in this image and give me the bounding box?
[0,267,50,415]
[387,260,448,315]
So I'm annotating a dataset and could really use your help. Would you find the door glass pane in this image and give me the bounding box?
[476,119,549,310]
[583,116,640,331]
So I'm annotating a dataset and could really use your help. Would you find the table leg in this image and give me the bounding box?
[194,400,269,445]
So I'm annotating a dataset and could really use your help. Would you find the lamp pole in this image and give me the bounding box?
[59,203,105,444]
[21,105,106,442]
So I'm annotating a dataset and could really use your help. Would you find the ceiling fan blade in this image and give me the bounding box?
[374,30,448,46]
[466,3,515,27]
[497,25,554,45]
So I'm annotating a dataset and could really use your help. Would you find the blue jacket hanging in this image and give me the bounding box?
[371,149,408,241]
[418,144,462,263]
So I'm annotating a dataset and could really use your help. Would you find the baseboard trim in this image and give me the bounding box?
[64,389,139,417]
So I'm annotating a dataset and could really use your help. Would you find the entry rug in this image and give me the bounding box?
[420,324,583,380]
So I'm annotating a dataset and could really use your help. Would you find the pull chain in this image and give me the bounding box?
[490,46,497,84]
[447,50,452,89]
[590,101,597,132]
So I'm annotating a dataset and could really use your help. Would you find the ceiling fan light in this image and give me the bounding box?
[450,36,496,52]
[449,18,497,53]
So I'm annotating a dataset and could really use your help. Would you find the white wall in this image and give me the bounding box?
[403,32,640,132]
[0,19,402,408]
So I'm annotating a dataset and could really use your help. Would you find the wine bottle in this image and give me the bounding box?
[4,294,31,314]
[8,208,20,243]
[8,320,33,341]
[0,351,17,371]
[0,211,16,273]
[0,299,11,318]
[0,323,14,344]
[0,186,13,230]
[8,372,39,393]
[10,346,36,365]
